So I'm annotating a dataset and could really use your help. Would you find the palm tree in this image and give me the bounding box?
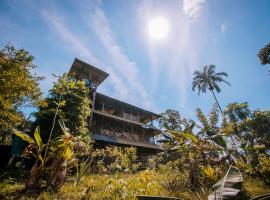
[192,65,230,113]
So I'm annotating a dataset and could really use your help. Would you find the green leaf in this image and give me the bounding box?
[34,126,43,149]
[169,130,197,143]
[209,135,227,149]
[12,128,35,144]
[244,144,265,151]
[208,165,243,200]
[38,153,44,166]
[182,133,198,143]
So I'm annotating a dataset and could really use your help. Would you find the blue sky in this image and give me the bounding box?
[1,0,270,119]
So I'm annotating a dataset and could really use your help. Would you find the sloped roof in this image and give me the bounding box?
[92,133,162,150]
[69,58,109,87]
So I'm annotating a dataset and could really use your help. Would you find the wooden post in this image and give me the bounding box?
[101,117,104,129]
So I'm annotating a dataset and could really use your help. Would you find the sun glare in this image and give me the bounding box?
[148,17,169,40]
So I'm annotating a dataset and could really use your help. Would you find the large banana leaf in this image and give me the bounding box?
[12,128,36,144]
[208,165,243,200]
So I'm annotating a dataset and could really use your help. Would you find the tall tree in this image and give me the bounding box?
[192,65,230,113]
[0,44,43,143]
[159,109,182,131]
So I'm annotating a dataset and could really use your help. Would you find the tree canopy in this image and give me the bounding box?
[192,65,230,113]
[0,44,43,143]
[258,42,270,65]
[34,74,91,141]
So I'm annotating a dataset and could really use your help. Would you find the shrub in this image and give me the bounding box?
[91,146,140,174]
[257,154,270,184]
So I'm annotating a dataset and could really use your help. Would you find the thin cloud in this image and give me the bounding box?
[41,8,134,105]
[221,24,226,33]
[42,10,100,66]
[90,6,155,110]
[136,0,208,114]
[182,0,206,19]
[41,4,156,112]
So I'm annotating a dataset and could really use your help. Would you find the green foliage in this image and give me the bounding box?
[201,165,218,183]
[103,170,161,200]
[159,109,182,131]
[92,146,140,174]
[223,102,270,181]
[192,65,230,113]
[13,126,45,166]
[1,170,270,199]
[258,42,270,65]
[192,65,230,95]
[0,44,43,143]
[34,73,91,140]
[11,120,79,189]
[257,154,270,184]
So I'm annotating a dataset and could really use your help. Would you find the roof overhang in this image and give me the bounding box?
[69,58,109,87]
[92,133,162,150]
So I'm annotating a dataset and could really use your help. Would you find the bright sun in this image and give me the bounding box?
[148,17,169,40]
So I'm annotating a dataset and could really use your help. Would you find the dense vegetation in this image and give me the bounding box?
[0,45,43,144]
[0,44,270,199]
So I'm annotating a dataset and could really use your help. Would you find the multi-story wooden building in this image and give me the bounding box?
[69,58,162,165]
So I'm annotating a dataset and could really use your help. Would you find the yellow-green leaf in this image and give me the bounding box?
[34,126,43,149]
[37,153,44,166]
[182,133,198,143]
[12,128,35,144]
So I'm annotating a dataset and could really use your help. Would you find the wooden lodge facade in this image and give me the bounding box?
[69,58,162,166]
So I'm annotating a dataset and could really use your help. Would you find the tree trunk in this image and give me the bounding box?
[210,90,223,114]
[48,158,67,189]
[210,90,241,161]
[25,160,41,189]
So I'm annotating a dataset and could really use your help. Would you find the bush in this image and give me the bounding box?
[93,146,140,174]
[257,154,270,184]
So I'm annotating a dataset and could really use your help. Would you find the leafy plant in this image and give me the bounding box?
[13,126,45,188]
[12,120,76,189]
[194,186,212,200]
[208,165,243,200]
[103,170,161,200]
[257,154,270,184]
[201,165,218,183]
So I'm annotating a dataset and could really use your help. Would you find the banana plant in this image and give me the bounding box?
[13,126,45,166]
[208,165,243,200]
[13,126,45,188]
[12,119,76,189]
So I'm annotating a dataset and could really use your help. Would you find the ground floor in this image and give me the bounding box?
[92,137,162,167]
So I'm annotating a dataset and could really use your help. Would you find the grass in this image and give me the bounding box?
[244,177,270,198]
[0,171,270,200]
